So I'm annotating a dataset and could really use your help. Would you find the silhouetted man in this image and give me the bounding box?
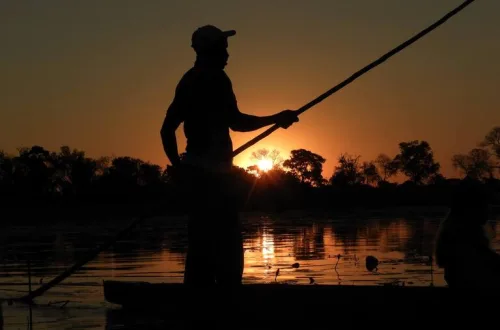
[161,25,298,286]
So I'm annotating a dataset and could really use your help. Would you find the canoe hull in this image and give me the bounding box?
[103,280,500,324]
[104,281,446,314]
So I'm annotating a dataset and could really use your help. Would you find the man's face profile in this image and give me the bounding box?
[209,39,229,67]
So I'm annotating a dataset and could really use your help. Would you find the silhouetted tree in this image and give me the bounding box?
[393,140,440,185]
[251,167,302,211]
[375,153,398,181]
[260,167,299,184]
[479,126,500,176]
[0,150,8,181]
[2,139,495,214]
[428,173,447,185]
[138,163,163,186]
[329,153,364,187]
[230,165,257,208]
[283,149,326,187]
[452,148,494,181]
[110,157,143,178]
[94,156,111,177]
[250,148,284,168]
[104,156,144,194]
[52,146,98,195]
[361,161,381,186]
[480,126,500,159]
[246,164,261,176]
[0,150,13,189]
[13,145,57,195]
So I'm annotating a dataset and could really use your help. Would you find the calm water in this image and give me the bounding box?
[1,209,499,329]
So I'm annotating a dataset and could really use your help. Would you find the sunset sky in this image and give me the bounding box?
[1,0,499,179]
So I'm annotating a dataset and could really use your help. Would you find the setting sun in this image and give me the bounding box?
[257,159,273,172]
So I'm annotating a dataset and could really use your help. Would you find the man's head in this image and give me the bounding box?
[191,25,236,68]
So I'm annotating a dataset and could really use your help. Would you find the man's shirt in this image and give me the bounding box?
[165,65,240,172]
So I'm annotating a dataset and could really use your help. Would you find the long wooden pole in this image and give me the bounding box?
[17,216,143,303]
[232,0,476,157]
[15,0,476,303]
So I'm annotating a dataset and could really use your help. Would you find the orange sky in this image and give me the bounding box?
[1,0,499,179]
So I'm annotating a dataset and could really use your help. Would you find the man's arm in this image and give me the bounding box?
[220,73,298,132]
[160,100,183,167]
[229,112,281,132]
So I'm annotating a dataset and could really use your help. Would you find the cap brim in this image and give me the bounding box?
[223,30,236,37]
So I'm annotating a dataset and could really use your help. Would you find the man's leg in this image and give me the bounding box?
[214,171,244,285]
[183,213,216,286]
[214,211,244,286]
[183,166,216,286]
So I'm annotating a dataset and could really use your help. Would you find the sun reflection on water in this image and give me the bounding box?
[261,229,275,261]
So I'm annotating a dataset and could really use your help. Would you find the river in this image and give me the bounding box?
[1,208,499,329]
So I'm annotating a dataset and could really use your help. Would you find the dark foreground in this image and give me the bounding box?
[104,280,499,328]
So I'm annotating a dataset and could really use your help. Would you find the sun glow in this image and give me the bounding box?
[257,159,273,172]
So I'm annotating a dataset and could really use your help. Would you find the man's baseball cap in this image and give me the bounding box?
[191,25,236,52]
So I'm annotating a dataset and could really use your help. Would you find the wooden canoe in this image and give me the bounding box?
[103,280,498,322]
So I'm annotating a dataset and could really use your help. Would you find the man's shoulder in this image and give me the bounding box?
[175,68,200,92]
[175,67,233,98]
[183,67,230,83]
[177,67,198,84]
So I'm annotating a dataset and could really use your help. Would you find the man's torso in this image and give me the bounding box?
[175,66,238,172]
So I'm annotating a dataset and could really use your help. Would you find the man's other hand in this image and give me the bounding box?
[275,110,299,129]
[166,164,183,183]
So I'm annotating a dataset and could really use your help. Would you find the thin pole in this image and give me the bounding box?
[27,258,32,330]
[232,0,476,157]
[27,258,32,297]
[17,216,142,303]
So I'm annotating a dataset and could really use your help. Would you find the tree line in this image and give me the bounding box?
[1,127,499,217]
